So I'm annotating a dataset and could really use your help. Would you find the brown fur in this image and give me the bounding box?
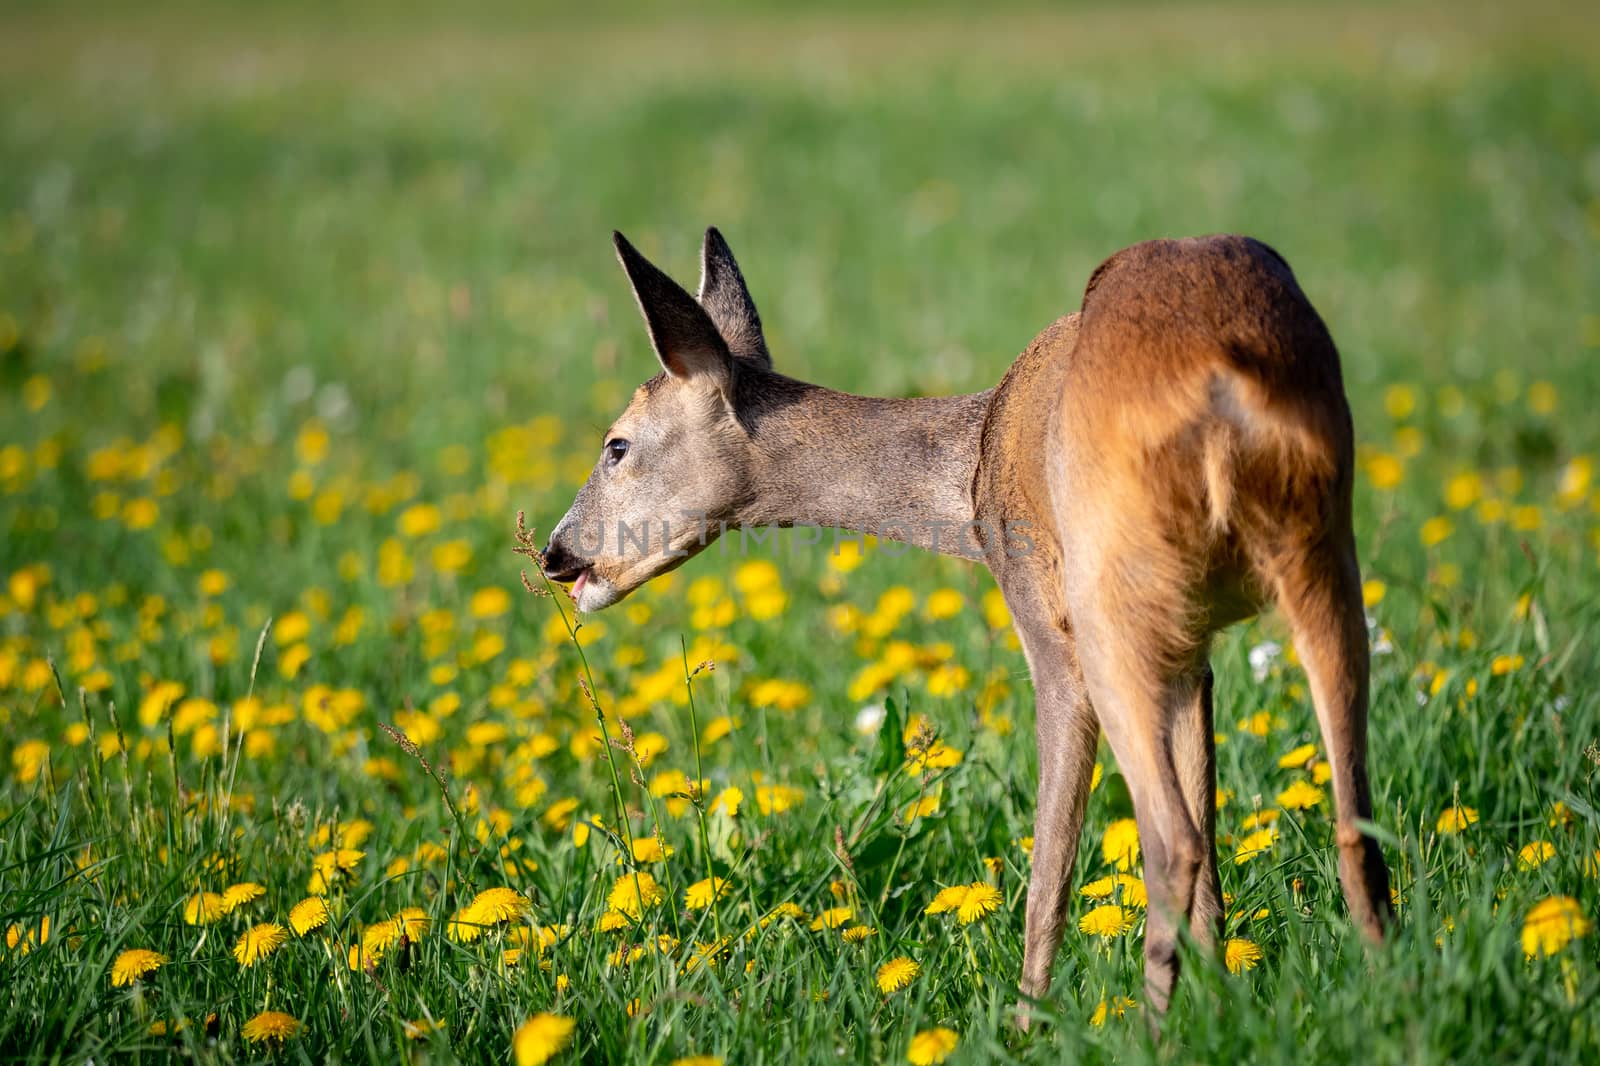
[545,229,1393,1025]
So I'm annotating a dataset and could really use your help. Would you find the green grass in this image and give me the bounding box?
[2,1,1598,1062]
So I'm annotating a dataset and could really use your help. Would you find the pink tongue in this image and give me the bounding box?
[572,570,589,599]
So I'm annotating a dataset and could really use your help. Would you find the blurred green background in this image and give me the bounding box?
[5,0,1598,615]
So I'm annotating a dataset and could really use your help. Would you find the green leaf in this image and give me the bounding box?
[872,696,905,778]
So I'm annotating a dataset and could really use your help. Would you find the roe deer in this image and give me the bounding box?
[540,227,1393,1020]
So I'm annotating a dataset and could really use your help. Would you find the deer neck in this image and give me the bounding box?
[734,372,993,559]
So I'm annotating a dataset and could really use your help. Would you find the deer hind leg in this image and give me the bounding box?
[1171,664,1224,949]
[1013,612,1100,1025]
[1019,684,1099,1008]
[1270,535,1393,942]
[1070,608,1211,1016]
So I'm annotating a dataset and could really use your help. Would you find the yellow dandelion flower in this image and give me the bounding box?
[1443,471,1481,510]
[906,1027,959,1065]
[754,784,806,815]
[110,948,167,987]
[906,739,964,774]
[233,923,288,968]
[1436,805,1478,834]
[685,877,730,911]
[5,916,50,953]
[1242,809,1281,831]
[1491,654,1525,676]
[1384,384,1416,419]
[121,497,159,529]
[308,848,364,894]
[1079,874,1147,908]
[363,919,403,959]
[1522,896,1591,958]
[810,907,854,931]
[394,906,430,940]
[1078,904,1135,938]
[733,559,780,593]
[923,884,968,916]
[513,1013,577,1066]
[762,902,806,927]
[1277,743,1317,769]
[402,1018,447,1040]
[221,882,266,913]
[876,956,921,994]
[842,924,878,943]
[707,786,742,816]
[1420,515,1453,547]
[1225,937,1264,973]
[607,872,665,920]
[1365,451,1403,490]
[978,586,1010,628]
[701,717,736,746]
[289,897,331,936]
[470,586,512,619]
[182,892,226,926]
[466,887,532,926]
[1276,780,1326,810]
[1101,818,1140,871]
[1089,995,1138,1026]
[397,502,441,538]
[680,936,731,974]
[1518,841,1556,870]
[1238,710,1287,736]
[956,883,1003,925]
[624,837,675,864]
[240,1011,300,1044]
[348,941,377,971]
[446,905,484,942]
[541,797,581,832]
[1234,827,1279,865]
[669,1057,723,1066]
[924,588,964,620]
[903,794,941,822]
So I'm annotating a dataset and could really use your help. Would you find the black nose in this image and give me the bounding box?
[540,539,587,583]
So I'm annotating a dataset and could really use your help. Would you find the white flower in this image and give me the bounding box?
[854,704,886,736]
[1248,642,1281,682]
[283,365,316,404]
[317,383,352,422]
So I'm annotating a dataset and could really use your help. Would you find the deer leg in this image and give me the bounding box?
[1272,537,1393,942]
[1071,621,1209,1017]
[1014,615,1099,1027]
[1171,664,1224,949]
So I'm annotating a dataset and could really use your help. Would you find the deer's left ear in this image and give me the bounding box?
[613,231,733,389]
[697,227,771,368]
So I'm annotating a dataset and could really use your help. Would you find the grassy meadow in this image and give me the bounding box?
[2,1,1599,1061]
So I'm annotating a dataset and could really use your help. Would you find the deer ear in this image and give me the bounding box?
[613,231,733,388]
[697,227,771,367]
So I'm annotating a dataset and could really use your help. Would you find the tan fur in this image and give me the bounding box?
[545,229,1393,1026]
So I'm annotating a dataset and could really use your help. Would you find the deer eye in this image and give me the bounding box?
[604,438,630,466]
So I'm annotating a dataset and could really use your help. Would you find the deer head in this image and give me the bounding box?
[541,228,772,611]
